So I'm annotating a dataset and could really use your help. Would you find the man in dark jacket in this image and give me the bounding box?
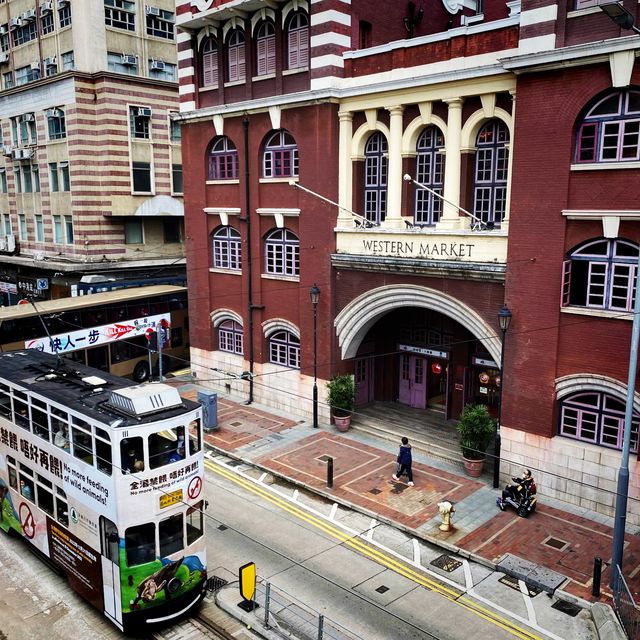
[392,437,414,486]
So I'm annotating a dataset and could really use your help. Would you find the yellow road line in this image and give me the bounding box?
[206,460,544,640]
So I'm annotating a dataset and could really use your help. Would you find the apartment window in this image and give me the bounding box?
[12,22,37,47]
[41,13,54,35]
[2,214,10,236]
[218,320,243,355]
[0,169,6,193]
[172,164,182,194]
[256,22,276,76]
[45,59,58,77]
[146,8,174,40]
[61,51,74,71]
[208,136,238,180]
[34,214,44,242]
[59,4,72,28]
[47,109,66,140]
[201,38,218,88]
[359,21,372,49]
[32,166,39,192]
[23,167,33,193]
[163,219,181,244]
[18,214,26,240]
[1,32,9,52]
[227,29,245,83]
[3,71,13,89]
[49,163,59,191]
[125,220,143,244]
[364,132,388,224]
[14,168,21,193]
[17,114,36,145]
[473,119,509,227]
[64,215,73,244]
[53,215,62,243]
[132,162,151,192]
[414,126,445,226]
[60,162,70,191]
[130,106,151,139]
[104,0,134,30]
[560,391,639,453]
[169,117,181,142]
[263,130,298,178]
[149,60,176,81]
[287,12,309,70]
[107,51,138,75]
[562,239,638,311]
[211,226,241,270]
[264,228,299,276]
[15,65,39,86]
[269,330,300,369]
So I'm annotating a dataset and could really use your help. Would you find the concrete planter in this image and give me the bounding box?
[333,414,351,432]
[463,456,485,478]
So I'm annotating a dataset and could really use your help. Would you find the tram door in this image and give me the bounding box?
[398,354,427,409]
[100,517,122,625]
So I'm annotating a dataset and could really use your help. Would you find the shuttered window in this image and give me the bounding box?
[227,29,246,82]
[202,38,218,88]
[256,22,275,76]
[287,12,308,70]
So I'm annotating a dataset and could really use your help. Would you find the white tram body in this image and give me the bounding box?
[0,350,207,632]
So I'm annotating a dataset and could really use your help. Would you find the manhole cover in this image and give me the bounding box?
[206,576,229,592]
[543,536,569,551]
[551,600,582,617]
[218,524,228,531]
[370,488,382,495]
[430,554,462,572]
[498,574,541,597]
[375,585,389,594]
[230,421,243,427]
[227,460,241,467]
[318,455,332,462]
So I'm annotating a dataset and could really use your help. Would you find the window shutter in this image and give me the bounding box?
[298,26,309,68]
[257,38,266,76]
[561,259,571,307]
[203,50,218,87]
[228,45,238,82]
[288,30,298,69]
[238,44,246,80]
[267,35,276,74]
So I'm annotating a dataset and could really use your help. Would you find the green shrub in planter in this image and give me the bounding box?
[326,374,355,417]
[456,403,497,460]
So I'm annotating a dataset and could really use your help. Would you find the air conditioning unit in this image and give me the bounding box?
[22,10,36,22]
[150,59,165,71]
[9,17,23,30]
[45,108,62,118]
[2,145,12,157]
[12,148,31,160]
[0,24,7,35]
[0,238,7,252]
[6,235,16,253]
[58,0,69,8]
[21,113,35,122]
[145,6,161,16]
[136,106,151,117]
[44,56,57,67]
[0,53,9,65]
[30,60,40,71]
[34,251,44,261]
[40,1,53,14]
[121,54,137,66]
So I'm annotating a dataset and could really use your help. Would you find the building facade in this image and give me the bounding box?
[177,0,640,524]
[0,0,184,302]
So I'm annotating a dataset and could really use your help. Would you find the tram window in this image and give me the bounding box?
[121,437,144,473]
[0,389,10,417]
[71,426,94,465]
[7,458,16,490]
[32,408,49,441]
[159,513,184,556]
[95,438,112,476]
[149,427,184,469]
[188,419,201,455]
[37,483,54,515]
[186,501,204,545]
[14,401,29,429]
[125,523,156,566]
[56,497,68,526]
[19,475,34,502]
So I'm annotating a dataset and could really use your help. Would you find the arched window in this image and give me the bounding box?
[473,120,509,227]
[414,126,444,226]
[227,28,246,82]
[211,226,242,270]
[287,12,309,70]
[208,136,238,180]
[364,132,388,225]
[576,89,640,163]
[269,330,300,368]
[263,130,298,178]
[264,228,299,276]
[256,21,276,76]
[201,37,218,88]
[559,391,639,452]
[561,238,638,311]
[218,319,243,355]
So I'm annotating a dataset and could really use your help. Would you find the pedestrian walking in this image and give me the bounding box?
[392,436,414,486]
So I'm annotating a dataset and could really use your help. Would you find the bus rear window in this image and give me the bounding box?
[125,523,156,566]
[187,501,204,545]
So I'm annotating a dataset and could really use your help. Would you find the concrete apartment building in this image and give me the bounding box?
[0,0,184,302]
[176,0,640,526]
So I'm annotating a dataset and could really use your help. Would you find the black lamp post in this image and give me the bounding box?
[310,284,320,428]
[493,304,512,489]
[600,2,640,34]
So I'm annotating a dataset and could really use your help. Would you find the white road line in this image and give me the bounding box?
[519,580,537,626]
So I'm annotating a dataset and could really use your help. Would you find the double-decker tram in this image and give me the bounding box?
[0,350,207,632]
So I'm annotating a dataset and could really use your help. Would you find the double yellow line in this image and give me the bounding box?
[206,460,544,640]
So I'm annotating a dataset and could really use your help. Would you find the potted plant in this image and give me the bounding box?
[456,403,497,477]
[326,374,355,432]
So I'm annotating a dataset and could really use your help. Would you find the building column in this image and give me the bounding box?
[338,111,354,226]
[382,105,405,229]
[437,98,465,230]
[501,91,515,233]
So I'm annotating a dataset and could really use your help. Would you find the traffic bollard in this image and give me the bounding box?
[592,556,602,597]
[327,457,333,488]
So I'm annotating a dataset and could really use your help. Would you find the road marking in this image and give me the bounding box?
[206,459,548,640]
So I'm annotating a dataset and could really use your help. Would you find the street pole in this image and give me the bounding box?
[494,305,512,489]
[310,284,320,428]
[610,250,640,588]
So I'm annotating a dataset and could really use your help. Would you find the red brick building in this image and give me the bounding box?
[176,0,640,524]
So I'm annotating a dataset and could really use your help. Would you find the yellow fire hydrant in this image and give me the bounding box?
[437,501,455,532]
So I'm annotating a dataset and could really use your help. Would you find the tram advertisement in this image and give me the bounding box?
[47,518,103,611]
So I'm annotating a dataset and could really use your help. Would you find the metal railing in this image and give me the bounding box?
[613,564,640,640]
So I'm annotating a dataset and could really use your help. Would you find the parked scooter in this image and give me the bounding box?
[496,469,537,517]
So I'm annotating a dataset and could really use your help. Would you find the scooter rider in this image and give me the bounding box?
[497,468,534,510]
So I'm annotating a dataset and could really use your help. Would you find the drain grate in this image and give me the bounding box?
[430,554,463,573]
[375,585,389,594]
[551,599,583,617]
[370,488,382,495]
[206,576,229,592]
[218,524,228,531]
[498,574,541,597]
[230,421,243,427]
[543,536,569,551]
[227,460,241,467]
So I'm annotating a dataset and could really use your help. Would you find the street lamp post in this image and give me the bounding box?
[310,284,320,428]
[494,304,512,489]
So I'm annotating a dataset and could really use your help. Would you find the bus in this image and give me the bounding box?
[0,285,189,382]
[0,350,207,631]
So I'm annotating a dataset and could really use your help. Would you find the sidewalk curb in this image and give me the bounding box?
[590,602,626,640]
